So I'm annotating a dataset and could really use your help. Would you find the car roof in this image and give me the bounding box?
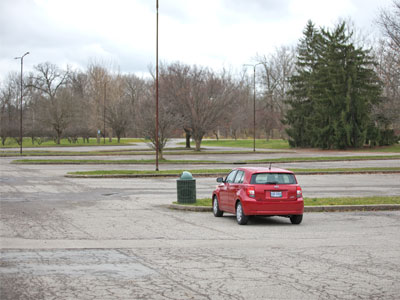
[234,167,294,174]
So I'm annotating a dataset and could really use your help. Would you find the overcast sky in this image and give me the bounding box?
[0,0,393,80]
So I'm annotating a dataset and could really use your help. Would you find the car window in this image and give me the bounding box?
[250,173,296,184]
[233,171,245,183]
[225,170,238,183]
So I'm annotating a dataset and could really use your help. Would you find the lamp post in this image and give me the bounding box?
[244,62,263,152]
[14,52,29,155]
[155,0,159,171]
[103,81,106,144]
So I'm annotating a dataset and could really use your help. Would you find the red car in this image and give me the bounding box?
[212,167,304,225]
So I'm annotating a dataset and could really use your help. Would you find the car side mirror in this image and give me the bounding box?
[216,177,224,183]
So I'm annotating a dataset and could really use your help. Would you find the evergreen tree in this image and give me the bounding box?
[285,21,382,149]
[285,21,319,147]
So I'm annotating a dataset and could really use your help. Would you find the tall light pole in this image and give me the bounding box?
[14,52,29,155]
[103,81,106,145]
[244,62,263,152]
[155,0,159,171]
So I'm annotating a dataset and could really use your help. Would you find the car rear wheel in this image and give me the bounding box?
[290,214,303,224]
[213,196,223,217]
[236,201,249,225]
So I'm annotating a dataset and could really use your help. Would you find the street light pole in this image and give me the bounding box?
[155,0,159,171]
[244,63,263,152]
[14,52,29,156]
[103,81,106,145]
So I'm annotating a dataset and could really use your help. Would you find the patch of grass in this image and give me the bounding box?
[355,143,400,153]
[0,137,145,148]
[173,198,212,206]
[12,159,219,164]
[0,149,291,157]
[249,155,400,163]
[174,196,400,207]
[304,196,400,206]
[1,150,155,157]
[181,139,290,149]
[67,167,400,176]
[70,169,231,176]
[11,154,400,165]
[289,167,400,173]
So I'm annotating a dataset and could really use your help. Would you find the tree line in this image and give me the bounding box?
[1,3,399,151]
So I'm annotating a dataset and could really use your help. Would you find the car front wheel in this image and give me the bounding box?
[290,214,303,224]
[213,196,223,217]
[236,201,249,225]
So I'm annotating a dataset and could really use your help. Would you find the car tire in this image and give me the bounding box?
[290,214,303,224]
[236,201,249,225]
[213,196,223,217]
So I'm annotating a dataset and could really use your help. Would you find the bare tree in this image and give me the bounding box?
[137,80,176,159]
[0,75,19,145]
[161,63,240,151]
[30,62,71,144]
[67,70,92,142]
[256,46,295,139]
[86,63,110,140]
[105,74,139,143]
[378,0,400,50]
[376,0,400,134]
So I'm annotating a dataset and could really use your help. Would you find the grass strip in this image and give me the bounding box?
[173,196,400,207]
[67,167,400,177]
[180,139,291,149]
[12,155,400,165]
[181,139,400,152]
[70,169,232,176]
[248,155,400,163]
[0,149,292,157]
[304,196,400,206]
[173,198,213,207]
[12,159,219,164]
[0,138,144,148]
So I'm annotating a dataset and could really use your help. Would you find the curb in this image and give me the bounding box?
[65,170,400,178]
[169,204,400,213]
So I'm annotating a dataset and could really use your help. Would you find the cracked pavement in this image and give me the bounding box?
[1,156,400,299]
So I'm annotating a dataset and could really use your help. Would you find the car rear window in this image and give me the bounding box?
[250,173,296,184]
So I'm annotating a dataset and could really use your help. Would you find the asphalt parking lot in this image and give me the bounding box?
[1,155,400,299]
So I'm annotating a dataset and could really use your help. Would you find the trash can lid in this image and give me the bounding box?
[180,171,194,180]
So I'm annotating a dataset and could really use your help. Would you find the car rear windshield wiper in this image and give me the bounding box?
[266,181,278,184]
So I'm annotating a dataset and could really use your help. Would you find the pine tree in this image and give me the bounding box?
[285,20,319,147]
[285,21,382,149]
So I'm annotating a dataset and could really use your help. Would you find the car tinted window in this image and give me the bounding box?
[225,170,237,183]
[233,171,245,183]
[250,173,296,184]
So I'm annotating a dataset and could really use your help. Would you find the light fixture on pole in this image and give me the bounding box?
[14,51,29,156]
[244,62,263,152]
[155,0,159,171]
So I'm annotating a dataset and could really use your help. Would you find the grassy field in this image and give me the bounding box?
[174,196,400,207]
[0,137,145,148]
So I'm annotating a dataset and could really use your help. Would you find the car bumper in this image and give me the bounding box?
[242,198,304,216]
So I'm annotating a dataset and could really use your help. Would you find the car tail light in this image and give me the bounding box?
[247,186,255,198]
[296,186,302,198]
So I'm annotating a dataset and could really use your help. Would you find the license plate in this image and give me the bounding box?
[271,191,282,198]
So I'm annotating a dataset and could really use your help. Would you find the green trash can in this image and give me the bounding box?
[177,171,196,204]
